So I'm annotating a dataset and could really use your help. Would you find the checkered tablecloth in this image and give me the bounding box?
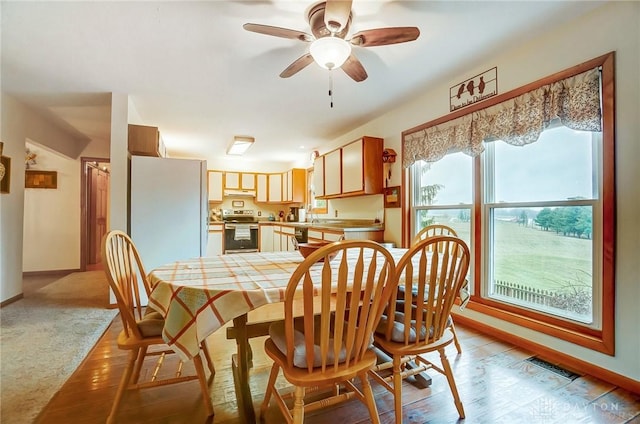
[147,248,469,361]
[148,251,311,360]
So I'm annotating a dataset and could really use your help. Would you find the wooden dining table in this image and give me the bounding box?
[147,247,466,423]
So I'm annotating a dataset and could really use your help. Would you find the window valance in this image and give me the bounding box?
[402,67,602,168]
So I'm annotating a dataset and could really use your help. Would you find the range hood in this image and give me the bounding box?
[223,189,256,197]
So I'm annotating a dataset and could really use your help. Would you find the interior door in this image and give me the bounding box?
[88,166,109,265]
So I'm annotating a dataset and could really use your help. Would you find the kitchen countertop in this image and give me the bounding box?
[257,220,384,232]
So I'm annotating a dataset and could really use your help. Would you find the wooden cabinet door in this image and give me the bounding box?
[256,174,268,202]
[313,156,325,197]
[324,149,341,196]
[208,171,223,202]
[241,173,256,190]
[259,225,274,252]
[224,172,240,189]
[341,139,364,194]
[268,173,282,202]
[206,224,224,256]
[272,225,282,251]
[290,168,306,203]
[285,170,292,202]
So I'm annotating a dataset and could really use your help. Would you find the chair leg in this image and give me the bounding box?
[108,350,137,424]
[360,372,380,424]
[392,355,404,424]
[439,349,465,419]
[260,363,280,416]
[193,353,214,417]
[200,340,216,375]
[450,320,462,354]
[131,346,147,384]
[292,386,305,424]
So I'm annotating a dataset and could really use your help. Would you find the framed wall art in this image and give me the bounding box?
[25,170,58,189]
[0,155,10,194]
[384,186,401,208]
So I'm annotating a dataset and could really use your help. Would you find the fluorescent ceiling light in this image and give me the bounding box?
[227,136,255,155]
[310,37,351,70]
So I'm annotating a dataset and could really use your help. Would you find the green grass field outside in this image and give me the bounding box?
[427,215,592,293]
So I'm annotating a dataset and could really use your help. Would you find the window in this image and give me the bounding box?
[405,53,615,354]
[412,152,473,249]
[484,127,600,325]
[306,167,327,214]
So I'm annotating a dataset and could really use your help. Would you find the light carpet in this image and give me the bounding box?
[0,271,118,424]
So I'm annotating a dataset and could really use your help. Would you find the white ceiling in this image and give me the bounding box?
[1,1,605,167]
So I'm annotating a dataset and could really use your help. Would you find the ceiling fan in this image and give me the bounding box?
[243,0,420,82]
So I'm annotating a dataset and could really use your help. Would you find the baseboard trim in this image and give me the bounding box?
[23,269,80,277]
[452,313,640,395]
[1,293,24,308]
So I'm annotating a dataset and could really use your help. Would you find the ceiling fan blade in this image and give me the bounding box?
[243,23,313,42]
[324,0,352,33]
[350,27,420,47]
[341,54,367,82]
[280,54,315,78]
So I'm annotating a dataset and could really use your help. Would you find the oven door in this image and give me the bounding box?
[224,224,259,253]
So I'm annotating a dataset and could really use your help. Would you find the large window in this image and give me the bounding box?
[405,53,615,354]
[484,127,599,325]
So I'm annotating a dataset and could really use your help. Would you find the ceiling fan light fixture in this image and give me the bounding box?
[309,36,351,70]
[227,136,255,155]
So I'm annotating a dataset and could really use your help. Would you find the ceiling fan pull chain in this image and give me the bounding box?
[329,71,334,108]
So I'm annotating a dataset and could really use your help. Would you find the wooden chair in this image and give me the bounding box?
[260,240,396,424]
[410,224,463,354]
[412,223,458,245]
[370,236,470,423]
[101,230,215,424]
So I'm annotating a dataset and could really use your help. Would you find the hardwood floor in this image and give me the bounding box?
[36,303,640,424]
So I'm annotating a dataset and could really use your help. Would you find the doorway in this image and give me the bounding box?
[81,157,110,272]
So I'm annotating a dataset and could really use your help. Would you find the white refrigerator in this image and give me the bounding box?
[129,156,208,275]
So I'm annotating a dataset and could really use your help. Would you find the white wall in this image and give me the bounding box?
[22,142,81,271]
[0,94,88,299]
[323,2,640,381]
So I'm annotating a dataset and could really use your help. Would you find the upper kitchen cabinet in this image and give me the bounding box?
[268,173,283,202]
[256,173,268,202]
[224,172,255,191]
[128,124,166,157]
[208,170,223,203]
[257,169,306,204]
[315,136,383,199]
[313,156,325,197]
[284,168,306,203]
[324,149,342,197]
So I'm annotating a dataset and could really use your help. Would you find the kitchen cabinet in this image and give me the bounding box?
[225,172,255,190]
[128,124,166,157]
[271,225,281,251]
[207,170,223,203]
[308,228,345,243]
[324,149,342,196]
[256,174,268,202]
[284,168,306,203]
[308,227,382,242]
[313,156,325,197]
[270,224,296,251]
[268,173,283,203]
[206,224,224,256]
[259,224,274,252]
[315,136,383,199]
